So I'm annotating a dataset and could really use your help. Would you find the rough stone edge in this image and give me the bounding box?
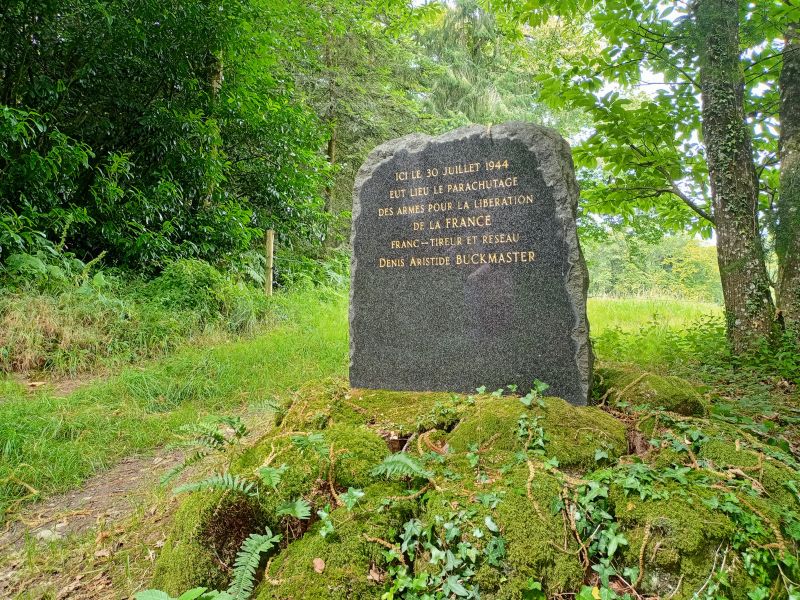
[350,122,593,405]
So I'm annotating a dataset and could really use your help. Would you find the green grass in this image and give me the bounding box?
[0,286,349,520]
[589,296,724,370]
[588,296,722,335]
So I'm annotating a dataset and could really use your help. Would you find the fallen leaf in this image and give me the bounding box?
[313,558,325,573]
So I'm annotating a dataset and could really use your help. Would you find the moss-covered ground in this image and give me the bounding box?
[150,366,800,600]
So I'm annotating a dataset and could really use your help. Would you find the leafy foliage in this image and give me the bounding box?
[256,464,288,490]
[370,452,434,481]
[227,531,281,600]
[162,417,249,485]
[276,498,313,520]
[173,473,256,498]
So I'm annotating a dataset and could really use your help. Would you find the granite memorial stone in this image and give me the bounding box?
[349,122,592,405]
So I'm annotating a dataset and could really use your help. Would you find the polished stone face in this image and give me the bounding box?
[350,123,592,405]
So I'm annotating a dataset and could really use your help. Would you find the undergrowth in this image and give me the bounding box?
[0,251,349,377]
[139,372,800,600]
[0,286,349,521]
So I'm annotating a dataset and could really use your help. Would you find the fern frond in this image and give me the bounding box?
[291,432,327,456]
[370,453,433,481]
[213,416,249,440]
[227,531,281,600]
[160,450,209,485]
[173,473,256,497]
[257,463,288,490]
[178,422,228,451]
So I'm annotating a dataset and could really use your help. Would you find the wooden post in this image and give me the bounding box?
[265,229,274,296]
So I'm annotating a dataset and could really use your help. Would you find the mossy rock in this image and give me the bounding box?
[254,484,414,600]
[596,363,708,417]
[482,468,585,597]
[447,396,627,472]
[231,422,389,531]
[152,381,800,599]
[279,379,470,436]
[699,438,800,509]
[152,490,264,594]
[610,484,736,599]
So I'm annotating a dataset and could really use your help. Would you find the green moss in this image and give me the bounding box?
[278,379,464,436]
[447,396,627,471]
[152,377,799,600]
[327,423,390,488]
[490,468,585,597]
[610,484,735,599]
[254,484,412,600]
[699,438,799,509]
[232,422,389,531]
[596,363,708,417]
[152,490,263,594]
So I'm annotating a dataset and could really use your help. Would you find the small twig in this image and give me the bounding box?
[665,575,684,599]
[386,484,431,502]
[420,431,446,455]
[401,432,417,453]
[634,522,652,588]
[263,557,283,585]
[479,433,501,452]
[614,372,650,403]
[526,460,545,520]
[328,443,343,507]
[695,543,723,597]
[363,535,406,564]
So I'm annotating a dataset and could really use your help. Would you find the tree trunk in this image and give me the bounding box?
[324,125,337,214]
[694,0,776,352]
[777,22,800,332]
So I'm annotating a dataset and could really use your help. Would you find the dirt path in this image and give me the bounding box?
[0,449,182,598]
[0,401,278,599]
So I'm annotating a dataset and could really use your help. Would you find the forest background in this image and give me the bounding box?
[1,0,755,378]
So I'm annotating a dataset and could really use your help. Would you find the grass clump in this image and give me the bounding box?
[0,287,349,521]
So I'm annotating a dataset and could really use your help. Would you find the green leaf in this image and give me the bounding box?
[178,589,215,600]
[135,592,174,600]
[340,487,365,510]
[370,453,433,480]
[484,515,499,533]
[277,498,312,520]
[257,464,288,490]
[173,473,256,498]
[522,580,546,600]
[227,531,281,600]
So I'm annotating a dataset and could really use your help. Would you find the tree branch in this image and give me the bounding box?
[627,143,715,224]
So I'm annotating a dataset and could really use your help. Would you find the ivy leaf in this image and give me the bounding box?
[341,487,365,511]
[443,576,470,597]
[484,515,499,533]
[521,581,546,600]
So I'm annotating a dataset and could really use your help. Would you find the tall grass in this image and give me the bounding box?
[589,296,722,335]
[589,296,725,371]
[0,286,348,520]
